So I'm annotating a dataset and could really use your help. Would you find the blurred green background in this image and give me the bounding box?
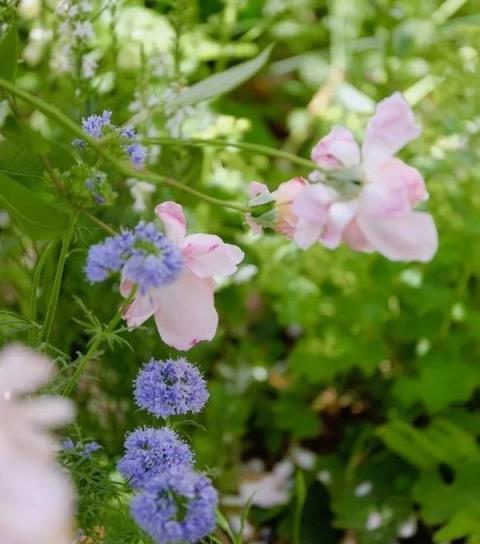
[1,0,480,543]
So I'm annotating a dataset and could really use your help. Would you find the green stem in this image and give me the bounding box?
[0,76,249,213]
[41,212,78,344]
[293,470,306,544]
[144,137,322,173]
[28,238,57,345]
[63,289,136,396]
[79,208,118,235]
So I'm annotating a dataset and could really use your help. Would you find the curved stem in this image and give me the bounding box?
[0,77,249,213]
[145,136,322,172]
[41,212,78,344]
[28,238,57,345]
[63,289,136,396]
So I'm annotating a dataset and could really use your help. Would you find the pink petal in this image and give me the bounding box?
[246,214,263,235]
[119,277,135,298]
[322,200,358,249]
[368,157,428,207]
[155,201,187,243]
[273,177,308,205]
[273,177,308,236]
[292,183,336,249]
[311,126,361,170]
[248,181,269,198]
[0,450,74,544]
[19,397,74,429]
[362,92,421,172]
[0,345,52,396]
[360,180,411,217]
[153,270,218,351]
[123,292,158,328]
[357,210,438,262]
[342,218,374,253]
[182,233,244,278]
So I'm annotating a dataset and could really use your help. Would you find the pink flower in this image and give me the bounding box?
[123,201,244,351]
[294,92,438,262]
[0,344,75,544]
[247,177,307,237]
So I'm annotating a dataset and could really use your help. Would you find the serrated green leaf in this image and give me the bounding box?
[0,24,18,82]
[171,45,273,108]
[413,462,480,528]
[0,172,68,239]
[378,418,480,470]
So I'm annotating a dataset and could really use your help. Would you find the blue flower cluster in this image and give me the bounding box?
[73,111,147,169]
[117,428,194,489]
[131,469,218,544]
[118,356,217,543]
[134,358,209,418]
[121,126,147,169]
[62,439,102,459]
[85,170,108,205]
[85,221,183,294]
[81,110,112,139]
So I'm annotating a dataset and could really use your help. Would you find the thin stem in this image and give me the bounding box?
[41,212,78,343]
[0,76,249,213]
[144,136,322,173]
[41,153,118,236]
[293,470,306,544]
[79,208,118,235]
[63,289,136,396]
[28,239,57,345]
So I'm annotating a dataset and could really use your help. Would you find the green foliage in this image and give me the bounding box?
[1,0,480,543]
[0,24,18,82]
[0,172,68,239]
[171,45,273,108]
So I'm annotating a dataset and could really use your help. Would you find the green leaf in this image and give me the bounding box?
[273,394,321,439]
[0,24,19,82]
[0,172,68,239]
[434,508,480,542]
[378,418,479,470]
[393,353,480,413]
[0,139,45,185]
[171,45,273,108]
[413,462,480,529]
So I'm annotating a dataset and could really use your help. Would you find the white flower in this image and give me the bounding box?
[127,179,156,213]
[365,511,383,531]
[354,481,373,497]
[238,459,294,508]
[73,20,93,40]
[398,517,417,538]
[81,51,98,79]
[291,446,316,470]
[317,469,332,484]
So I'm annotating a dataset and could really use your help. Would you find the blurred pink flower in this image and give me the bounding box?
[294,92,438,262]
[0,344,75,544]
[247,177,307,237]
[123,201,244,350]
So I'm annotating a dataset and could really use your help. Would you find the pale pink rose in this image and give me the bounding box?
[123,201,244,351]
[247,177,307,237]
[297,92,438,262]
[0,344,75,544]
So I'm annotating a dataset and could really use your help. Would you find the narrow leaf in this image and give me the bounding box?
[171,45,273,108]
[0,24,19,81]
[0,172,68,239]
